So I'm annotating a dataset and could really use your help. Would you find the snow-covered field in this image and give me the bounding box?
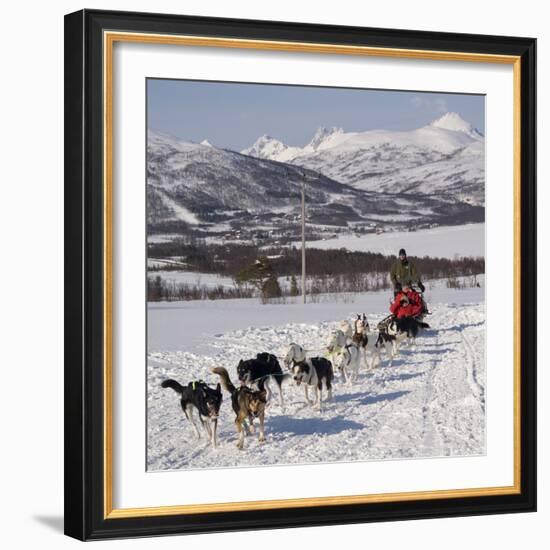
[147,270,302,291]
[149,269,376,293]
[147,234,183,244]
[148,270,236,289]
[301,223,485,259]
[147,281,485,470]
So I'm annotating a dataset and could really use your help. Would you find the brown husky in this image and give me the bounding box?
[212,367,267,449]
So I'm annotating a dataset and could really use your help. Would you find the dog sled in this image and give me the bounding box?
[376,314,395,332]
[377,287,430,332]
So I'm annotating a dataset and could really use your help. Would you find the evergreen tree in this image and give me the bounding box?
[236,256,281,302]
[262,274,282,302]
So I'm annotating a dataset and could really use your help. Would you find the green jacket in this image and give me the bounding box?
[390,259,420,288]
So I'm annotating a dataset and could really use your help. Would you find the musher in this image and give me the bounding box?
[390,248,425,295]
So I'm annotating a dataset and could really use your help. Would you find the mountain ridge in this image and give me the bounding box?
[239,113,484,205]
[147,129,484,235]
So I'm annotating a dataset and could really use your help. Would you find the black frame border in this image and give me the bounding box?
[64,9,536,541]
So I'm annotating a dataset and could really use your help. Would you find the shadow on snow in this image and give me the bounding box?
[383,372,424,383]
[268,414,364,436]
[438,320,485,333]
[331,390,410,407]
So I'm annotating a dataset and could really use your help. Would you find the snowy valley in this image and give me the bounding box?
[147,112,485,245]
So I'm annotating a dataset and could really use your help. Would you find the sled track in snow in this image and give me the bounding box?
[147,300,486,470]
[419,328,445,457]
[460,329,486,415]
[455,308,486,415]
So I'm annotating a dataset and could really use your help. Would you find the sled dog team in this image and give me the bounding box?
[161,313,429,449]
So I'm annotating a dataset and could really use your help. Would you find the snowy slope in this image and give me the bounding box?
[147,130,361,224]
[372,142,484,203]
[147,283,485,470]
[241,113,485,206]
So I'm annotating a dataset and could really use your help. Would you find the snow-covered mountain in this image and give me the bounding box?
[429,111,484,139]
[241,113,485,206]
[240,134,302,163]
[147,129,483,232]
[147,130,364,227]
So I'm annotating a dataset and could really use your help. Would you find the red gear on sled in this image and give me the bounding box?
[390,288,424,319]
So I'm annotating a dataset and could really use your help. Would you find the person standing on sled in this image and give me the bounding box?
[390,248,425,296]
[390,283,424,319]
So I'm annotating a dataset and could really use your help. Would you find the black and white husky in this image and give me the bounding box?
[237,353,286,409]
[387,316,430,348]
[350,313,416,369]
[292,358,334,410]
[161,379,222,448]
[285,343,334,409]
[351,313,383,371]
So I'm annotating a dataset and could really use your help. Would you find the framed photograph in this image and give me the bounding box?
[64,9,536,540]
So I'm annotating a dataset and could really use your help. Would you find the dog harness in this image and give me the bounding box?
[191,380,205,391]
[341,344,356,366]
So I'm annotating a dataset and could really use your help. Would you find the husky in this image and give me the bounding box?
[327,328,366,378]
[374,331,400,363]
[326,329,348,365]
[285,343,336,403]
[352,314,370,346]
[283,342,307,368]
[161,379,222,448]
[352,313,384,370]
[236,352,286,409]
[292,357,334,410]
[338,319,354,341]
[387,316,430,349]
[283,342,314,370]
[212,367,268,449]
[333,344,362,384]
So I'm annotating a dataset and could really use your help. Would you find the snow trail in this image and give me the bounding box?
[147,290,485,471]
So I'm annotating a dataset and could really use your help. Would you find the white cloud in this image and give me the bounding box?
[411,95,448,113]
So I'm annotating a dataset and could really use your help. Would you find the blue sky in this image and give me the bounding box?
[147,79,485,152]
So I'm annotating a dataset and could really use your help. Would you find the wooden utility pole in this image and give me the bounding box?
[301,178,306,304]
